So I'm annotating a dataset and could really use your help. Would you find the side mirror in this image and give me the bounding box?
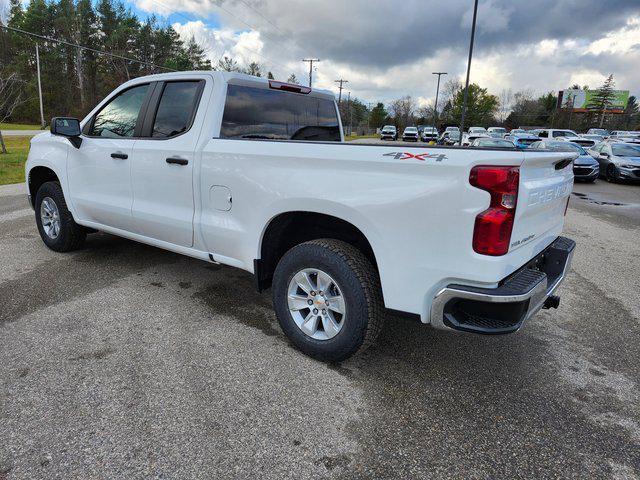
[51,117,82,148]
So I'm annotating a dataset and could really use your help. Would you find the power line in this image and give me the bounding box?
[0,24,176,71]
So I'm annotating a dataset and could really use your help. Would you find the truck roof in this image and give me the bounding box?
[121,70,336,101]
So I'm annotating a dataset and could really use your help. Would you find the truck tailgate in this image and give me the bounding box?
[509,150,574,254]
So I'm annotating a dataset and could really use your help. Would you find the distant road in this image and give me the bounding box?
[1,130,45,136]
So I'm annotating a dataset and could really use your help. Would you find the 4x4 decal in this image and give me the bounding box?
[383,152,447,162]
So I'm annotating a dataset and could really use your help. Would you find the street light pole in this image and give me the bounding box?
[459,0,479,139]
[432,72,447,129]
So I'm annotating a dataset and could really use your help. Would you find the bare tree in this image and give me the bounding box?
[0,71,28,154]
[389,95,417,130]
[499,88,513,123]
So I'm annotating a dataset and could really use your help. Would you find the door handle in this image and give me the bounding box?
[166,157,189,166]
[111,152,128,159]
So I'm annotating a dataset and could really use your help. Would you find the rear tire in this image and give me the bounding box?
[272,239,384,362]
[35,181,86,252]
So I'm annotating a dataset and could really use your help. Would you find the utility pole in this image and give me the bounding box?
[347,91,352,136]
[432,72,447,129]
[459,0,479,138]
[334,78,348,104]
[35,43,45,129]
[302,58,320,88]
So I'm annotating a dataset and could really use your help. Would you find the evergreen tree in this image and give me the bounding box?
[246,61,261,77]
[587,74,616,128]
[218,55,240,72]
[369,102,388,128]
[0,0,212,123]
[287,73,298,84]
[267,71,274,80]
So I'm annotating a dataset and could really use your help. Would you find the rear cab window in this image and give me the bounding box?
[220,84,341,142]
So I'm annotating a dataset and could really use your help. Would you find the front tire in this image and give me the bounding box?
[272,239,384,362]
[35,181,86,252]
[606,164,620,183]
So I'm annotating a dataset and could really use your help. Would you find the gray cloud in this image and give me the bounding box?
[242,0,640,68]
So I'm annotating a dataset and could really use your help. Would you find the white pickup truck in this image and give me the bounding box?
[25,71,575,362]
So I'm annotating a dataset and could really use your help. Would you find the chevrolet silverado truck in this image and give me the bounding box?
[25,71,576,362]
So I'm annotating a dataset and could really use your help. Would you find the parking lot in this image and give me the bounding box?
[1,179,639,479]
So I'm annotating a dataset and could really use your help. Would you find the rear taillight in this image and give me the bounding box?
[469,166,520,256]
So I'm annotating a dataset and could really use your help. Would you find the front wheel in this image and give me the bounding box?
[35,181,86,252]
[606,164,620,183]
[272,239,384,362]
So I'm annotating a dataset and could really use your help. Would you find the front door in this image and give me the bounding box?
[67,83,152,232]
[131,79,207,247]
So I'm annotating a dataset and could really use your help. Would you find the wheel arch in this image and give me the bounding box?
[27,166,61,206]
[255,211,381,293]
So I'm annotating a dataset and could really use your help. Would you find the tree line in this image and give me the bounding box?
[359,75,639,134]
[0,0,213,123]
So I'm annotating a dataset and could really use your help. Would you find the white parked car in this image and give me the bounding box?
[380,125,397,141]
[402,126,420,141]
[420,126,438,142]
[537,129,595,148]
[25,71,575,361]
[487,127,507,138]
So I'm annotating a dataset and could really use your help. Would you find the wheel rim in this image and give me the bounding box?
[287,268,346,341]
[40,197,61,239]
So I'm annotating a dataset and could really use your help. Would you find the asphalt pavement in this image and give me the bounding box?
[1,179,639,479]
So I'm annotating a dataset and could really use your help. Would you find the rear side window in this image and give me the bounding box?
[152,81,202,138]
[89,84,149,138]
[220,84,340,142]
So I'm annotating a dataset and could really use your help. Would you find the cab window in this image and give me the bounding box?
[151,81,202,138]
[220,84,340,142]
[88,84,149,138]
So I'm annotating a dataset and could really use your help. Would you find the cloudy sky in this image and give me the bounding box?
[5,0,639,107]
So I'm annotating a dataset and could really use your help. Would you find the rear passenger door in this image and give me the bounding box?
[131,78,208,247]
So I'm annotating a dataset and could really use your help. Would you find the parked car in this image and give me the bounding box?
[610,134,640,146]
[462,132,489,146]
[402,126,419,141]
[588,141,640,183]
[438,131,460,145]
[380,125,397,141]
[580,134,605,143]
[444,126,460,134]
[470,137,514,148]
[537,129,595,148]
[25,71,575,362]
[609,130,630,138]
[586,128,609,137]
[505,132,539,149]
[487,127,507,138]
[530,140,599,182]
[508,128,527,136]
[421,126,438,142]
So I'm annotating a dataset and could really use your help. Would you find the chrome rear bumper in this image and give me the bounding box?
[430,236,575,334]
